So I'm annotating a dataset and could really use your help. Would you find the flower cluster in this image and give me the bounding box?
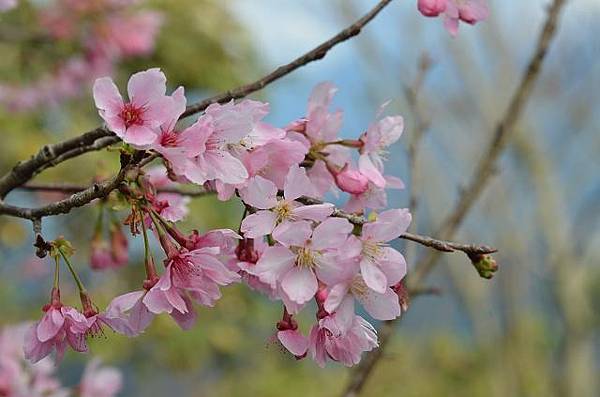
[417,0,489,35]
[0,0,162,111]
[1,323,122,397]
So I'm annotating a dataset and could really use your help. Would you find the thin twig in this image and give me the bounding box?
[17,182,212,197]
[340,2,568,396]
[0,0,395,201]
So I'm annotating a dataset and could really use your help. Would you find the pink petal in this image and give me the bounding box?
[278,329,309,356]
[240,176,278,209]
[291,203,334,221]
[358,154,386,188]
[284,165,315,201]
[324,283,350,314]
[37,308,64,342]
[124,124,157,146]
[281,267,318,305]
[251,246,296,288]
[378,247,407,286]
[360,258,388,294]
[240,210,277,238]
[143,288,174,314]
[205,151,249,184]
[127,68,166,106]
[357,287,401,321]
[310,218,353,251]
[362,208,412,242]
[307,81,337,116]
[272,220,313,247]
[170,296,197,330]
[93,77,123,114]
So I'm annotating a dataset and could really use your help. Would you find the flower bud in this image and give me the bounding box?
[417,0,447,17]
[469,254,498,279]
[110,224,128,267]
[333,164,369,195]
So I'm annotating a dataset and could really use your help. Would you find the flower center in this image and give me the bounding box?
[294,247,318,270]
[274,200,294,224]
[350,275,369,298]
[119,102,145,128]
[159,129,180,147]
[362,239,385,261]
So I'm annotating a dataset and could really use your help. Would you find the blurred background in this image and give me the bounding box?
[0,0,599,396]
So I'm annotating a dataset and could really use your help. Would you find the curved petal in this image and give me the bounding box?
[360,258,387,294]
[362,208,412,242]
[324,283,350,314]
[281,267,318,305]
[240,210,277,238]
[250,246,295,288]
[284,165,315,201]
[124,124,157,146]
[127,68,166,106]
[37,309,64,342]
[272,220,312,247]
[357,287,401,321]
[378,247,407,286]
[358,154,386,188]
[278,329,309,356]
[291,203,333,221]
[240,176,278,209]
[310,218,353,251]
[93,77,123,114]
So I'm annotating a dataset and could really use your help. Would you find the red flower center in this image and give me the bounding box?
[119,102,145,128]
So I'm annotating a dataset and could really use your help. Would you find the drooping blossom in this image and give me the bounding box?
[249,218,353,309]
[93,68,177,146]
[309,297,378,367]
[240,165,333,238]
[23,290,90,363]
[90,233,116,270]
[100,290,155,337]
[79,359,123,397]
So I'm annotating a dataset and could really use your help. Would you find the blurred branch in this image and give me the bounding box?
[340,1,569,396]
[17,182,212,197]
[0,0,394,202]
[411,0,568,286]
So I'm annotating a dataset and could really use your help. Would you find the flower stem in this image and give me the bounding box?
[53,256,60,289]
[58,248,86,293]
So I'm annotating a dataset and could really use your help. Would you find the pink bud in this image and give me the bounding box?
[417,0,447,17]
[334,164,369,195]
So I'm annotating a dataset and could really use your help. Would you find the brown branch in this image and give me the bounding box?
[17,182,212,197]
[340,2,569,396]
[298,197,496,256]
[0,0,395,202]
[412,0,568,286]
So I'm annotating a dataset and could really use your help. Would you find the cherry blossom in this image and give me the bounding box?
[93,68,176,146]
[417,0,489,36]
[240,165,333,238]
[80,359,123,397]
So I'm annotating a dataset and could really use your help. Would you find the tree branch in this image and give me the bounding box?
[0,0,395,201]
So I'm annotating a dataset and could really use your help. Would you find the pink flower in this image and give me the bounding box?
[100,291,154,337]
[309,297,378,367]
[249,218,353,309]
[277,329,309,358]
[417,0,447,17]
[100,12,163,58]
[145,165,191,223]
[24,292,90,363]
[350,209,411,294]
[90,234,117,270]
[80,359,123,397]
[143,246,240,327]
[358,115,404,188]
[240,165,334,239]
[344,176,405,213]
[93,68,176,146]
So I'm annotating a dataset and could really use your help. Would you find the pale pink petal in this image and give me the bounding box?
[240,176,278,209]
[291,203,334,221]
[324,283,350,314]
[360,258,388,294]
[205,151,249,184]
[358,154,386,188]
[124,124,157,146]
[357,288,401,321]
[127,68,166,106]
[37,309,64,342]
[310,218,353,251]
[272,220,313,247]
[307,160,335,198]
[169,296,197,330]
[93,77,123,114]
[281,267,318,304]
[284,165,315,201]
[278,329,309,356]
[251,246,296,288]
[307,81,337,116]
[362,208,412,242]
[378,247,407,286]
[240,210,277,238]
